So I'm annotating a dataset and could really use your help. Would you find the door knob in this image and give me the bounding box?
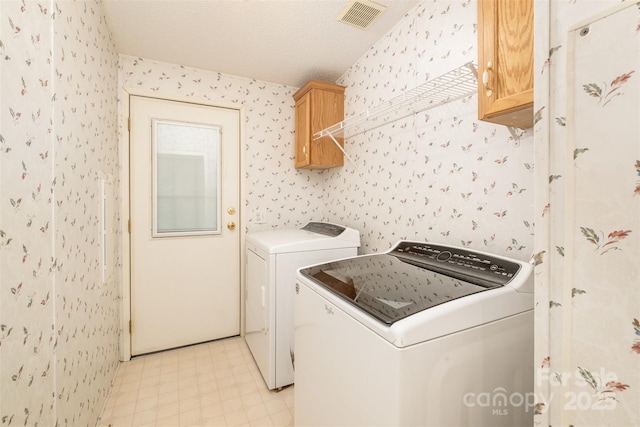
[227,222,236,231]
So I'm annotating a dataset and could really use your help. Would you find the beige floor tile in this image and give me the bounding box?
[180,407,203,426]
[197,371,217,384]
[141,365,162,378]
[256,387,277,403]
[202,414,227,426]
[269,409,293,427]
[201,402,225,419]
[123,359,145,373]
[136,395,159,412]
[132,409,157,426]
[234,372,255,385]
[221,396,243,414]
[160,369,180,387]
[224,410,250,426]
[156,413,180,427]
[179,371,199,387]
[235,382,257,397]
[161,352,178,362]
[111,400,137,419]
[100,337,294,427]
[240,392,262,407]
[179,384,200,400]
[115,389,140,406]
[200,389,222,407]
[216,375,237,390]
[218,386,241,402]
[249,415,273,426]
[139,374,161,390]
[214,367,234,379]
[244,403,269,421]
[138,385,160,400]
[109,413,135,427]
[179,396,201,414]
[156,401,180,420]
[283,393,294,410]
[264,399,287,416]
[158,380,180,396]
[158,389,180,405]
[119,377,142,393]
[161,363,180,377]
[199,379,220,395]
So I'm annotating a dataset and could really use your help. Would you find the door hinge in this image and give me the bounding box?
[128,219,131,234]
[129,320,132,334]
[127,117,131,132]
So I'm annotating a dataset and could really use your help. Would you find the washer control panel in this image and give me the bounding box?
[391,241,521,286]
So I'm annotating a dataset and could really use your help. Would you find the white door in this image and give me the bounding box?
[129,96,240,355]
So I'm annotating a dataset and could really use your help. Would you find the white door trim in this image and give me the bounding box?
[118,88,247,361]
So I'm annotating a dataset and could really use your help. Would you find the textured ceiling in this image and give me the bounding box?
[100,0,418,88]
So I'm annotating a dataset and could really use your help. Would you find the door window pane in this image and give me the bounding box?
[152,119,221,236]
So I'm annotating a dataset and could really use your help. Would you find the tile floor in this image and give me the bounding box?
[98,336,294,427]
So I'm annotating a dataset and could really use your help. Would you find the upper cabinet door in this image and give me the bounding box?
[293,80,345,170]
[294,92,311,169]
[477,0,534,129]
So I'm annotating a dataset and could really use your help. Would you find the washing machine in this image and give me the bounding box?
[244,222,360,390]
[294,240,534,426]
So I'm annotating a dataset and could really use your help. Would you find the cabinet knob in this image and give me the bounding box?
[227,222,236,231]
[482,61,493,97]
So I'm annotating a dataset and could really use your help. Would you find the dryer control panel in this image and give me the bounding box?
[391,241,521,287]
[301,222,346,237]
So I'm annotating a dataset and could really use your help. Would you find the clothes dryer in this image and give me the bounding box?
[245,222,360,389]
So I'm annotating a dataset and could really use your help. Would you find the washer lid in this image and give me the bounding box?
[298,241,525,326]
[299,254,491,325]
[298,241,533,347]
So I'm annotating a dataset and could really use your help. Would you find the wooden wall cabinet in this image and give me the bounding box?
[477,0,534,129]
[293,80,345,169]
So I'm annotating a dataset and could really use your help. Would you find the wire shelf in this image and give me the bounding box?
[314,62,478,140]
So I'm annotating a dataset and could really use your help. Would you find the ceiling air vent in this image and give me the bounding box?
[337,0,387,30]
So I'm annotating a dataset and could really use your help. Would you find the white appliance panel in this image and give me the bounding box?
[244,247,273,385]
[295,278,534,426]
[273,248,357,389]
[295,281,401,426]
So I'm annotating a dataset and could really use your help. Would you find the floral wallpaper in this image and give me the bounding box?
[534,0,640,426]
[327,0,535,259]
[3,0,638,426]
[1,1,120,426]
[1,1,56,425]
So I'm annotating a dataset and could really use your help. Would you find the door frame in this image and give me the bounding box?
[118,88,247,361]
